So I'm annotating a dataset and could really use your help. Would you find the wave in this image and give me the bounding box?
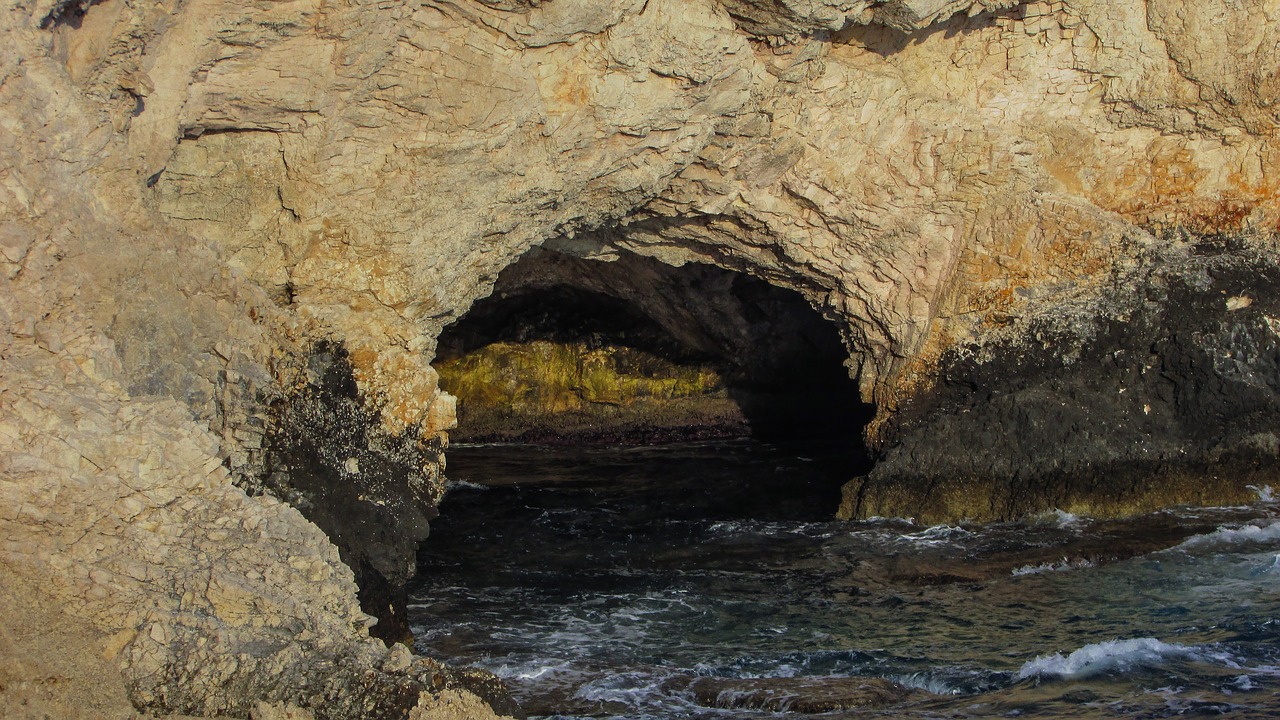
[890,671,969,695]
[896,524,973,547]
[484,657,577,682]
[1011,557,1096,576]
[1247,484,1276,503]
[695,649,881,680]
[1173,519,1280,552]
[1036,508,1084,528]
[573,668,689,711]
[1265,554,1280,575]
[888,668,1012,696]
[1017,638,1196,680]
[705,519,837,539]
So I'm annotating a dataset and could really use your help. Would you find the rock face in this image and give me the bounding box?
[3,0,1280,715]
[262,343,447,644]
[0,306,515,718]
[843,238,1280,522]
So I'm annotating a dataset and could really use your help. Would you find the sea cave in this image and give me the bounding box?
[4,0,1280,718]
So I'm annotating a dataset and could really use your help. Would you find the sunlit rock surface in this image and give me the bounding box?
[3,0,1279,715]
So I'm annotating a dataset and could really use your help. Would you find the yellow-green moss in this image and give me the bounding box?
[435,341,728,431]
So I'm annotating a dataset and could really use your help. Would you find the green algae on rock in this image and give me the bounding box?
[437,339,745,444]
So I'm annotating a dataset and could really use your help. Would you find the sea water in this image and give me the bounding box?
[408,441,1280,718]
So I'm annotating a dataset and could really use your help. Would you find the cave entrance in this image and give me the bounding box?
[413,248,877,712]
[434,247,874,460]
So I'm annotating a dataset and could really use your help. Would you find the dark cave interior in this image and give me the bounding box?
[435,247,874,457]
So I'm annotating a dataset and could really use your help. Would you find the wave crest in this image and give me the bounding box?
[1017,638,1194,680]
[1175,519,1280,551]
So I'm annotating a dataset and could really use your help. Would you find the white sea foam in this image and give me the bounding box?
[897,525,973,546]
[485,658,576,682]
[1232,674,1265,691]
[1029,509,1085,529]
[444,479,490,492]
[1247,484,1276,503]
[1054,509,1082,525]
[706,519,837,539]
[1048,509,1081,528]
[890,671,968,695]
[1011,556,1096,576]
[706,520,746,534]
[1174,519,1280,551]
[573,669,684,709]
[1017,638,1195,680]
[861,516,905,524]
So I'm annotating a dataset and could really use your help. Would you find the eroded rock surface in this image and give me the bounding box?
[3,0,1280,715]
[263,343,446,644]
[843,238,1280,523]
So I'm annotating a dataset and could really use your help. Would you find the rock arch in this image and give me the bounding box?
[5,0,1280,716]
[434,242,874,447]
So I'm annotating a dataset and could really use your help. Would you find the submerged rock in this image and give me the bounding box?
[511,669,916,717]
[681,676,915,712]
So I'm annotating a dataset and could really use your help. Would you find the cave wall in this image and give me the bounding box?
[456,248,854,388]
[2,0,1279,715]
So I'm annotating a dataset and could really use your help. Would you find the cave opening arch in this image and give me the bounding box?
[433,244,875,471]
[409,243,885,708]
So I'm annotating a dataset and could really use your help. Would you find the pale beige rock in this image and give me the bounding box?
[2,0,1278,715]
[0,573,138,720]
[136,0,1280,413]
[408,690,516,720]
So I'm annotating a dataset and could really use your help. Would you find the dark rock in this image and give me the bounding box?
[846,236,1280,523]
[263,342,442,645]
[296,657,520,720]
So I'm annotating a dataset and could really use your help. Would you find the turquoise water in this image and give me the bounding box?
[408,441,1280,718]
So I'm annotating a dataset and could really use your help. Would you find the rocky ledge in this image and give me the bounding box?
[845,235,1280,523]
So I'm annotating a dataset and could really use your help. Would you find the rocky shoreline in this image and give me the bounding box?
[4,0,1279,716]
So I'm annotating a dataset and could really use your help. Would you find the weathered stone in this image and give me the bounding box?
[3,0,1280,716]
[840,238,1280,523]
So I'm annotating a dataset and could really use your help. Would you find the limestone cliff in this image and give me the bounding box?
[2,0,1278,716]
